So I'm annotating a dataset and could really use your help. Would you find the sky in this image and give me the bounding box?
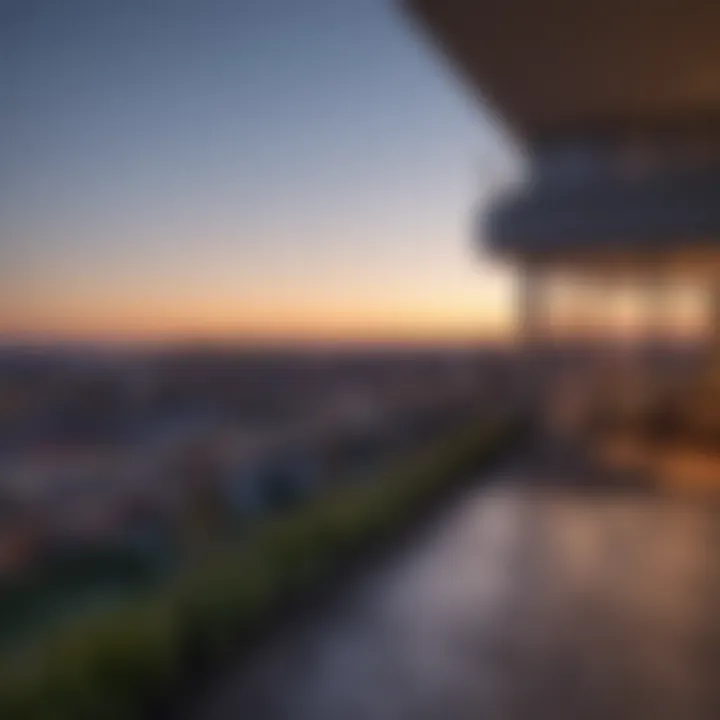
[0,0,519,345]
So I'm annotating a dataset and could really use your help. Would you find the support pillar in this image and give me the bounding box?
[710,280,720,360]
[643,275,673,395]
[516,267,547,414]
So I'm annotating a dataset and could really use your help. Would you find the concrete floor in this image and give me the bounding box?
[189,458,720,720]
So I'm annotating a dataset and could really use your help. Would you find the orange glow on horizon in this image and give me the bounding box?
[2,274,713,347]
[0,296,513,346]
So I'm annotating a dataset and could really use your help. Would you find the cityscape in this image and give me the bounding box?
[0,342,510,645]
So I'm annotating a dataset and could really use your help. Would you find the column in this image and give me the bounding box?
[633,275,674,440]
[516,266,547,413]
[643,275,672,391]
[710,280,720,359]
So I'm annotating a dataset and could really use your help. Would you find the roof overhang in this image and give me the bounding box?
[405,0,720,267]
[405,0,720,143]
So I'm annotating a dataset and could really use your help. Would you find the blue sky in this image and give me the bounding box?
[0,0,518,342]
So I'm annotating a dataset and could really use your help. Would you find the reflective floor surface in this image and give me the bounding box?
[190,457,720,720]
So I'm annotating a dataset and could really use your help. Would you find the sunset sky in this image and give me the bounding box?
[0,0,519,345]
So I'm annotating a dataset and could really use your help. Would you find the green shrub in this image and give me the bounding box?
[0,418,517,719]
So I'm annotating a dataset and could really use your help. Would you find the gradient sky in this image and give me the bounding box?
[0,0,519,344]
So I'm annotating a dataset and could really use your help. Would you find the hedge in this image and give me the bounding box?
[0,418,518,719]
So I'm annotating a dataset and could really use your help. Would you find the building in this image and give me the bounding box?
[406,0,720,440]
